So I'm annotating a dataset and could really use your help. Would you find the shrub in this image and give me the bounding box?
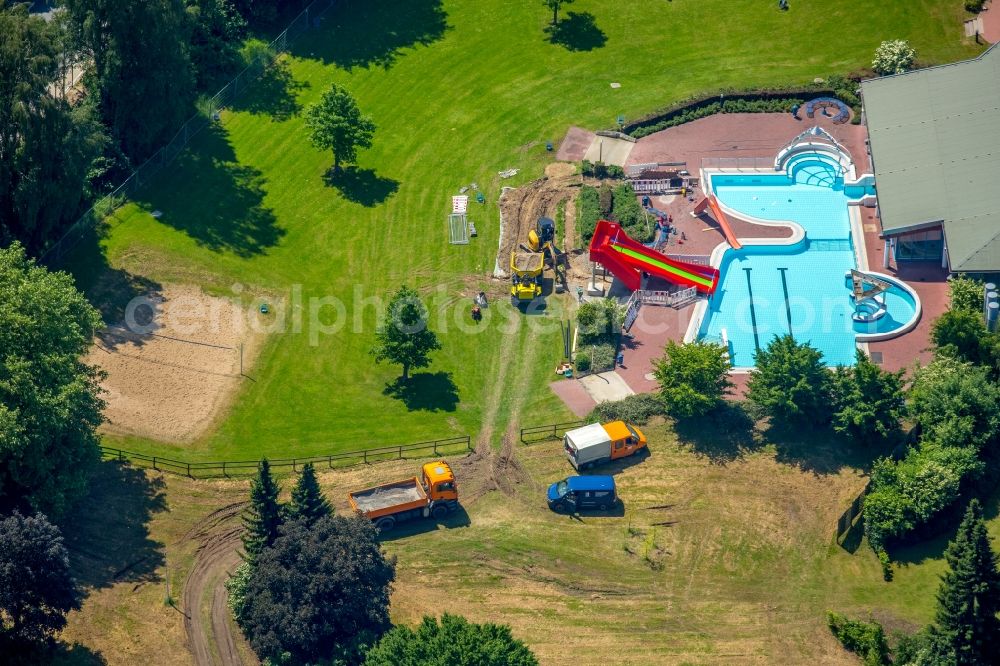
[598,182,613,217]
[653,341,732,419]
[576,298,624,345]
[588,393,664,424]
[864,441,983,550]
[577,185,601,241]
[830,350,904,446]
[966,0,985,13]
[907,357,1000,452]
[746,335,831,424]
[611,183,651,243]
[576,343,617,372]
[225,560,252,623]
[932,308,993,367]
[872,40,916,76]
[364,614,538,666]
[948,275,985,313]
[826,612,890,666]
[630,96,805,138]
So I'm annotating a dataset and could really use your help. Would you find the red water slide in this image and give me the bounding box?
[692,196,742,250]
[588,220,719,294]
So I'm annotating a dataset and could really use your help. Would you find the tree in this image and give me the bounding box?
[0,244,104,517]
[185,0,246,91]
[830,349,904,446]
[652,340,732,419]
[0,512,79,651]
[908,357,1000,452]
[364,613,538,666]
[305,83,376,173]
[370,286,441,382]
[0,5,105,252]
[239,515,396,664]
[930,499,1000,665]
[285,462,332,526]
[542,0,573,25]
[241,458,282,562]
[949,276,985,314]
[872,39,916,76]
[746,335,831,425]
[65,0,195,160]
[932,309,994,367]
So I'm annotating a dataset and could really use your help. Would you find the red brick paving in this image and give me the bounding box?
[555,126,596,162]
[548,378,597,417]
[982,0,1000,44]
[577,111,943,394]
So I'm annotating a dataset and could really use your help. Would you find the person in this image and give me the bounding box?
[471,304,482,322]
[576,285,584,302]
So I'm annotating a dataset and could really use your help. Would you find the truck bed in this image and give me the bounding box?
[350,478,425,515]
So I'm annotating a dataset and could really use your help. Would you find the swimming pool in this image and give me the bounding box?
[696,152,916,367]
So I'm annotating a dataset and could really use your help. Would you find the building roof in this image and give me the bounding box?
[861,44,1000,272]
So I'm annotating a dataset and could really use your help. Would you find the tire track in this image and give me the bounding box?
[181,502,249,666]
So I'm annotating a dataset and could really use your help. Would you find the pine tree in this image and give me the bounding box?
[285,463,332,526]
[932,499,1000,665]
[241,459,282,562]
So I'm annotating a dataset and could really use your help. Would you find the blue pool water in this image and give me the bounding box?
[698,153,913,366]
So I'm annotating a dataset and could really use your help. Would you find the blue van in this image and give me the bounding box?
[547,475,618,512]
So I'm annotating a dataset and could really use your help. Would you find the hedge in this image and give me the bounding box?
[577,186,601,243]
[587,394,665,425]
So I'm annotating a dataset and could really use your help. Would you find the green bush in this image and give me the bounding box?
[631,97,804,138]
[746,335,831,424]
[653,340,732,419]
[576,298,624,345]
[908,357,1000,451]
[830,350,904,446]
[948,275,985,313]
[611,183,651,243]
[588,394,665,425]
[577,186,601,241]
[864,441,983,550]
[826,612,890,666]
[966,0,985,13]
[598,183,613,217]
[576,343,617,373]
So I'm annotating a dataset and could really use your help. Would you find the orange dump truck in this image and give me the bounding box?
[563,421,647,470]
[348,460,459,532]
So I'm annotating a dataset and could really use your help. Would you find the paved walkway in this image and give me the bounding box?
[982,0,1000,43]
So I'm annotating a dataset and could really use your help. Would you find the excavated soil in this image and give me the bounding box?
[88,284,269,444]
[496,163,582,278]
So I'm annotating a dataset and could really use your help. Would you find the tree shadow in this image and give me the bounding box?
[135,123,285,257]
[382,372,459,412]
[54,223,163,328]
[58,461,167,591]
[228,60,308,121]
[47,642,108,666]
[544,12,607,52]
[323,166,400,207]
[291,0,449,69]
[767,421,886,476]
[674,402,759,464]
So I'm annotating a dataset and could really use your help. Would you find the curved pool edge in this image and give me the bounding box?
[852,271,922,343]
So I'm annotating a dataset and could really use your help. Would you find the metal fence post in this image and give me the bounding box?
[152,456,157,471]
[187,462,192,478]
[222,461,227,477]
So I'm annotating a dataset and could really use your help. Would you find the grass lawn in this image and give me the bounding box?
[63,0,982,461]
[57,420,1000,665]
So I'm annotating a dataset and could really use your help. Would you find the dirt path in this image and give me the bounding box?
[181,502,249,666]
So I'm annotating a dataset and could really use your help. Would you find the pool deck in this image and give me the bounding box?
[554,111,945,404]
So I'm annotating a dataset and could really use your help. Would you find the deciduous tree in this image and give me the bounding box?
[365,614,538,666]
[66,0,195,160]
[653,340,732,419]
[0,244,104,516]
[305,83,376,173]
[831,349,904,446]
[370,286,441,382]
[542,0,573,25]
[0,512,79,650]
[240,515,396,664]
[0,5,104,251]
[746,335,831,425]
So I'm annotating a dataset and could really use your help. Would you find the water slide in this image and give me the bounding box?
[692,196,742,250]
[589,220,719,294]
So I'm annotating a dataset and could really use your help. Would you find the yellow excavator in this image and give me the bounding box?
[510,217,565,307]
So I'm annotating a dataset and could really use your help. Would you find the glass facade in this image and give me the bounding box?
[893,227,943,262]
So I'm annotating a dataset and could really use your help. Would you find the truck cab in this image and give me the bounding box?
[422,461,458,503]
[547,475,618,512]
[604,421,646,461]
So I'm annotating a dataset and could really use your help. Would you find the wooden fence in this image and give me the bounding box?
[99,435,472,478]
[519,420,587,444]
